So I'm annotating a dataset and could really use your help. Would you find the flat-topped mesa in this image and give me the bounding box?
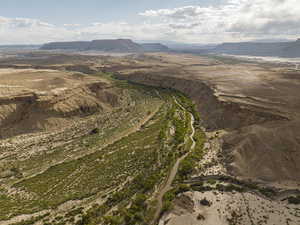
[40,39,169,52]
[212,39,300,58]
[87,39,143,52]
[40,41,90,51]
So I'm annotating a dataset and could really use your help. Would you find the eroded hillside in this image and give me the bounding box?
[0,68,121,139]
[113,53,300,185]
[110,53,300,225]
[0,52,299,225]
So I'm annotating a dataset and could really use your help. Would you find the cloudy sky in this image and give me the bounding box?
[0,0,299,44]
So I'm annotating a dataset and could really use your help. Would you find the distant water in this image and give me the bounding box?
[221,54,300,66]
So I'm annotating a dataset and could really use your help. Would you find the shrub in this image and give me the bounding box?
[288,195,300,205]
[178,159,194,178]
[200,198,211,206]
[89,128,100,135]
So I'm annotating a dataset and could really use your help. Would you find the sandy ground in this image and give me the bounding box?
[0,68,107,95]
[193,130,228,177]
[159,191,300,225]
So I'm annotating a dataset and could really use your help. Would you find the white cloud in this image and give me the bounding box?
[0,17,76,44]
[140,0,300,42]
[63,24,81,27]
[0,0,299,44]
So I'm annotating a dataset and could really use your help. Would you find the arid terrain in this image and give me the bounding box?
[0,51,299,225]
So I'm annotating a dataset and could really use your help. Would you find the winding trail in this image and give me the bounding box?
[151,97,196,225]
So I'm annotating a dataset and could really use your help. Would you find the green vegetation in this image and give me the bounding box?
[175,92,200,122]
[0,74,206,225]
[161,184,190,214]
[73,94,195,225]
[288,195,300,205]
[12,81,162,177]
[10,213,49,225]
[177,128,206,182]
[13,106,167,212]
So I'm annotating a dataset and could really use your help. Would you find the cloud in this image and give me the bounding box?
[140,0,300,41]
[0,17,75,44]
[63,24,81,27]
[168,22,201,29]
[0,17,53,29]
[228,0,300,35]
[0,1,299,44]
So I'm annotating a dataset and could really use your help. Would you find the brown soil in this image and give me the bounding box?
[0,68,119,138]
[114,53,300,184]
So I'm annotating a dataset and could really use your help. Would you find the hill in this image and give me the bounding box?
[140,43,169,52]
[213,39,300,58]
[40,41,90,51]
[40,39,143,52]
[40,39,169,52]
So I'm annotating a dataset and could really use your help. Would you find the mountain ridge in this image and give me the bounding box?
[40,39,169,52]
[212,39,300,58]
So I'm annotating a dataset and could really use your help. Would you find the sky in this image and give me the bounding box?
[0,0,299,44]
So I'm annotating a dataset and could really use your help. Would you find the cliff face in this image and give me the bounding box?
[117,73,286,130]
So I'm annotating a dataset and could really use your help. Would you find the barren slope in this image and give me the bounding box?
[114,53,300,184]
[0,68,119,138]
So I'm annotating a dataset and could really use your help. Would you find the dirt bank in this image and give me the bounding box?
[0,69,120,138]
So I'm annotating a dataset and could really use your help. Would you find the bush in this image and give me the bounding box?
[259,187,276,198]
[175,184,190,195]
[103,215,123,225]
[200,198,211,206]
[178,159,194,178]
[89,128,100,135]
[288,195,300,205]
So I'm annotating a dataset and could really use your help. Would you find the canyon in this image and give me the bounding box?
[0,51,299,225]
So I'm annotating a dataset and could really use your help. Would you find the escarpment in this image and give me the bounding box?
[116,72,287,131]
[222,120,300,182]
[116,66,300,184]
[0,70,120,139]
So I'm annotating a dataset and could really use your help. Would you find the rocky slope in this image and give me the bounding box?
[0,69,120,138]
[115,53,300,184]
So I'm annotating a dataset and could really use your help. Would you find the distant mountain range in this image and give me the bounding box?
[3,38,300,58]
[211,39,300,58]
[40,39,169,52]
[0,45,41,50]
[140,43,169,52]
